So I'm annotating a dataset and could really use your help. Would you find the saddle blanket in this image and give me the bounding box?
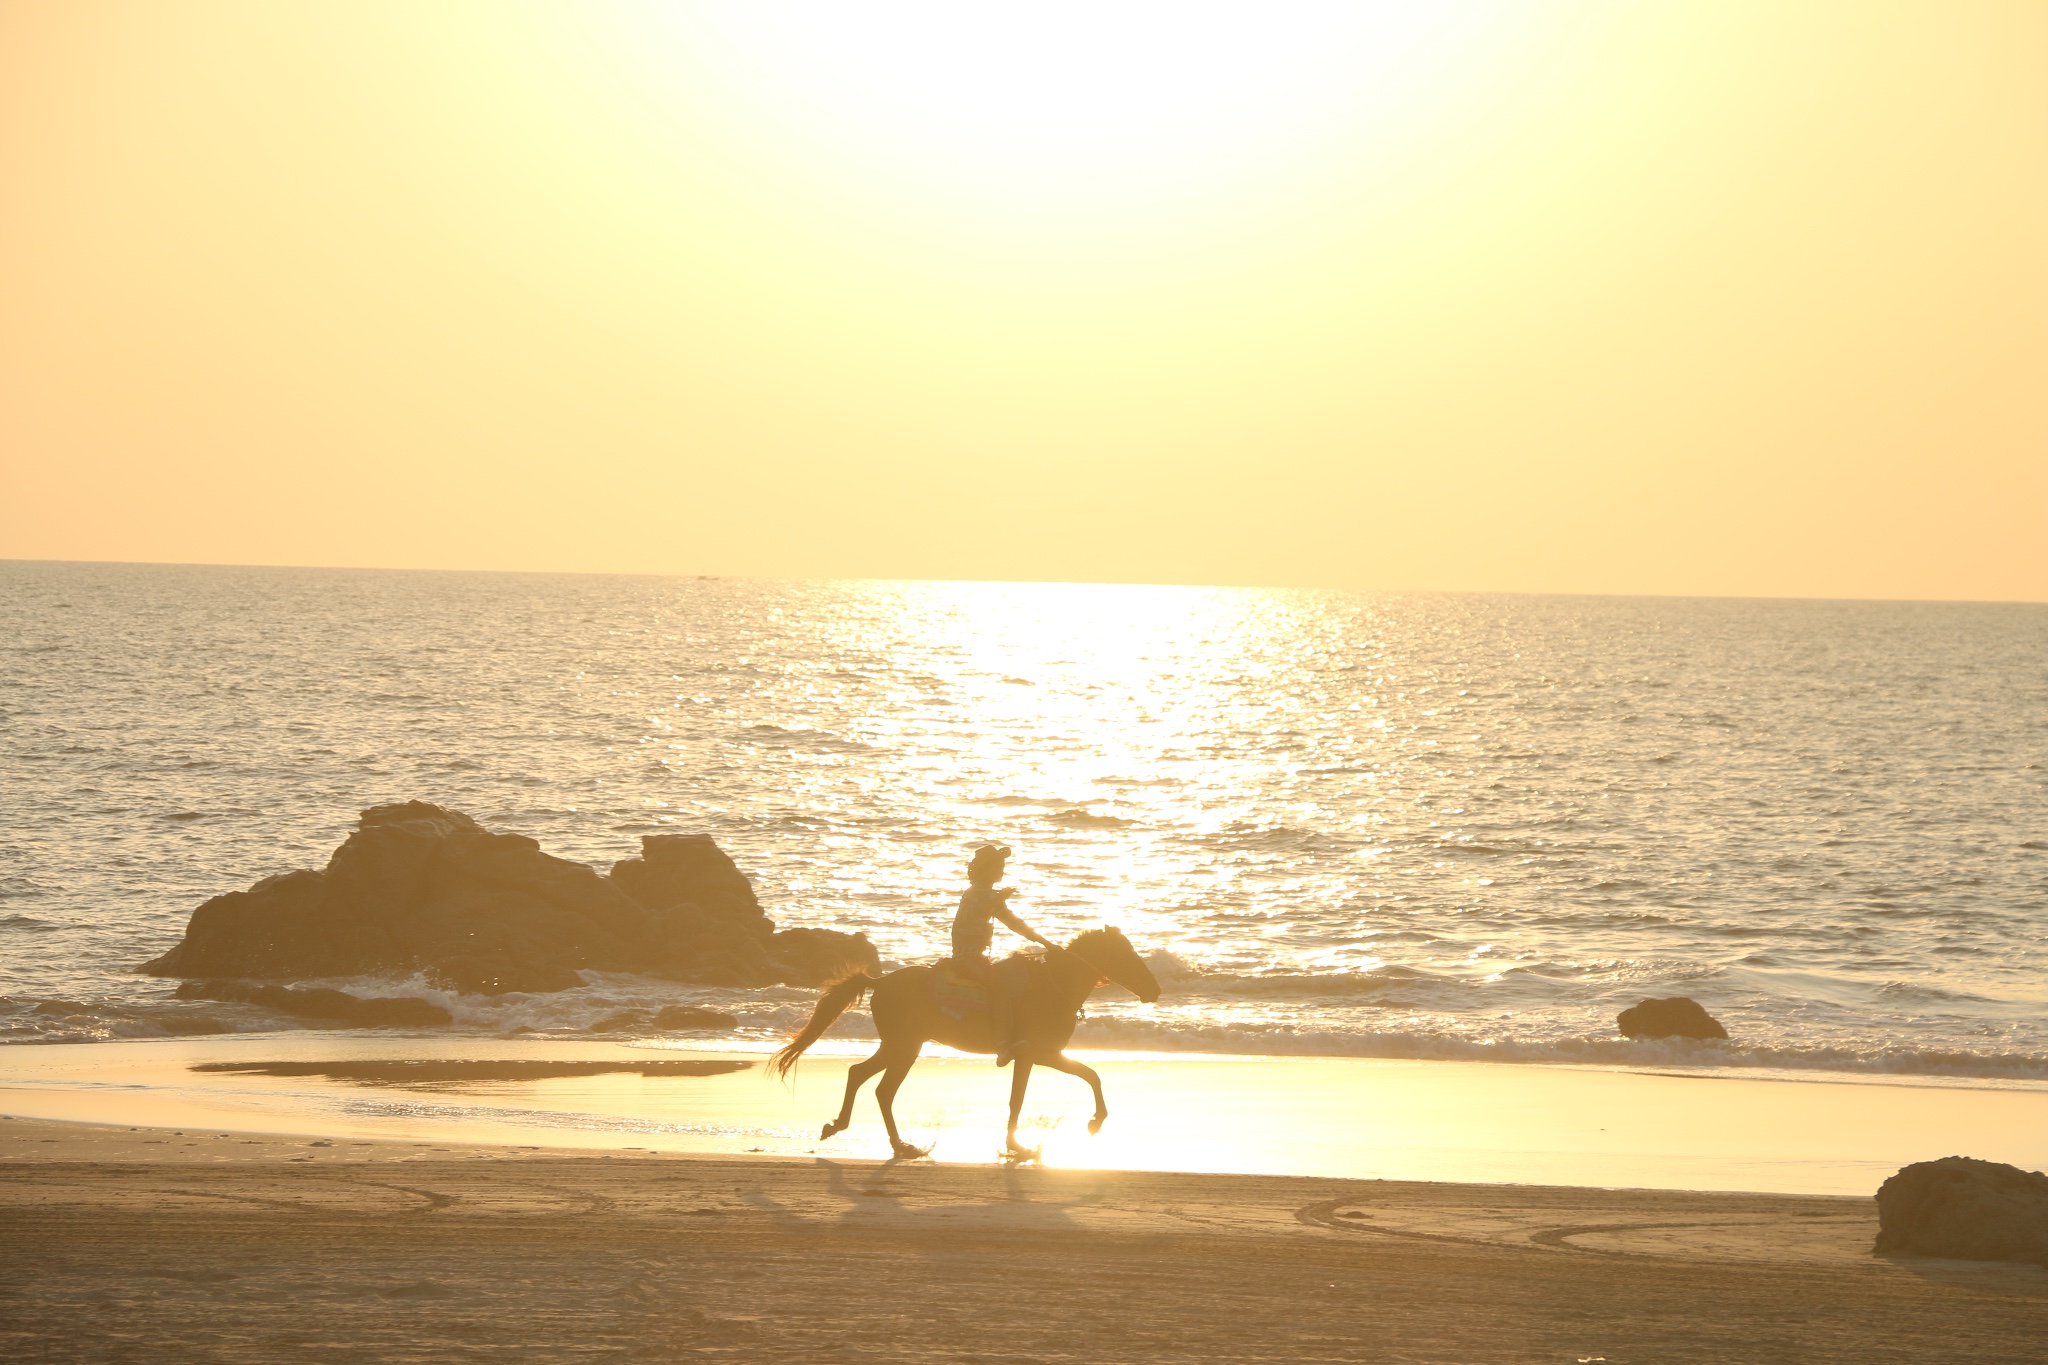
[929,955,1039,1024]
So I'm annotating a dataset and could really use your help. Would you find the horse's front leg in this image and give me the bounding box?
[1004,1059,1038,1158]
[1041,1053,1109,1135]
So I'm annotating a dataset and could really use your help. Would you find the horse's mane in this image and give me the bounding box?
[1064,926,1116,955]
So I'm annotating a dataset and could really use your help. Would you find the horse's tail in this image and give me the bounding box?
[769,967,878,1080]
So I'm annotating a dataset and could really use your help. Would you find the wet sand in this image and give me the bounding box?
[6,1037,2048,1195]
[3,1116,2043,1363]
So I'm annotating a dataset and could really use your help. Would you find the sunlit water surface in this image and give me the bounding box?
[3,563,2045,1082]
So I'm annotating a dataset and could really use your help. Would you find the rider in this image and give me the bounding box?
[952,844,1052,1066]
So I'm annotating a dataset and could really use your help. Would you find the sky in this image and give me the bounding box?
[2,0,2043,600]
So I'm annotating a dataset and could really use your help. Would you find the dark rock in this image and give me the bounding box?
[1875,1157,2048,1266]
[141,804,875,996]
[611,834,768,932]
[33,999,95,1017]
[173,979,452,1028]
[769,927,879,987]
[638,901,780,986]
[651,1006,739,1031]
[426,955,585,997]
[158,868,361,981]
[608,833,878,984]
[1616,996,1728,1040]
[589,1010,649,1033]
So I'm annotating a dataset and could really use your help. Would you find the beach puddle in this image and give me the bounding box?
[189,1059,753,1087]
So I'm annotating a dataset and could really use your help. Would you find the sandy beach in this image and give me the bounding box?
[5,1115,2043,1364]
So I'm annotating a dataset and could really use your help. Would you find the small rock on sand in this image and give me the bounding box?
[1874,1156,2048,1267]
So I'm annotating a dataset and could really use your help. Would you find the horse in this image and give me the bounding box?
[769,926,1161,1160]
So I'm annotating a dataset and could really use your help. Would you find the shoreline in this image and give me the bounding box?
[6,1035,2046,1198]
[15,1014,2048,1089]
[4,1114,2043,1363]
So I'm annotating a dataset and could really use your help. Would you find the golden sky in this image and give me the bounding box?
[3,1,2043,599]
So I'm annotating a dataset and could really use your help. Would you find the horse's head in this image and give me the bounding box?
[1067,926,1161,1004]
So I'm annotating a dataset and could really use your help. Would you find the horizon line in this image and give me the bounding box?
[4,556,2044,608]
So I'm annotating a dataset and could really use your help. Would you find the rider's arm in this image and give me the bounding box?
[992,892,1053,949]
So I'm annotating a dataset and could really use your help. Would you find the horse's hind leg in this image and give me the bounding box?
[822,1049,888,1140]
[873,1043,927,1159]
[1041,1053,1109,1135]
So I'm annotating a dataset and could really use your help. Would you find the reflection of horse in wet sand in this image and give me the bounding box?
[771,927,1162,1159]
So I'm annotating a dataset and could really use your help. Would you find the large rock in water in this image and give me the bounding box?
[607,834,782,985]
[1616,996,1729,1040]
[140,803,877,994]
[1874,1157,2048,1266]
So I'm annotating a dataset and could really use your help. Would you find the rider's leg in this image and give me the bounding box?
[822,1047,889,1140]
[992,961,1032,1067]
[992,988,1018,1066]
[963,953,1015,1066]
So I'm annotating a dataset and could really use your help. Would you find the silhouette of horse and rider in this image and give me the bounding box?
[772,844,1161,1160]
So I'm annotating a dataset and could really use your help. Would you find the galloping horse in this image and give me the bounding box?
[770,927,1161,1159]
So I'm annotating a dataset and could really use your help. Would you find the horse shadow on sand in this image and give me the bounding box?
[727,1155,1110,1252]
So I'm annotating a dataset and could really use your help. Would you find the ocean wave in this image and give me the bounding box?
[1198,969,1430,998]
[0,999,258,1042]
[8,981,2048,1085]
[1043,808,1133,828]
[1874,980,2001,1005]
[735,725,873,754]
[1209,822,1355,853]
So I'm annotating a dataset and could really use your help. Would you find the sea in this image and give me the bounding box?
[4,560,2045,1083]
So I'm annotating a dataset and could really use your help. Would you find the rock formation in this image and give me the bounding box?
[1874,1156,2048,1266]
[1616,996,1729,1040]
[141,802,877,996]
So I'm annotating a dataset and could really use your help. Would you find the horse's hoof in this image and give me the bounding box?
[820,1120,845,1140]
[889,1140,931,1161]
[1087,1116,1105,1136]
[999,1143,1042,1164]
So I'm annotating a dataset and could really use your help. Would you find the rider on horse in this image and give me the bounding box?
[951,844,1052,1065]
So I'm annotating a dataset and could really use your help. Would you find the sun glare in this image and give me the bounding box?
[627,1,1534,228]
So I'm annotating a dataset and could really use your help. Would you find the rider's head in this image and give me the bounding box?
[967,844,1011,887]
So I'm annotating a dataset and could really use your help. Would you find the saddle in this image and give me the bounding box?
[930,953,1042,1025]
